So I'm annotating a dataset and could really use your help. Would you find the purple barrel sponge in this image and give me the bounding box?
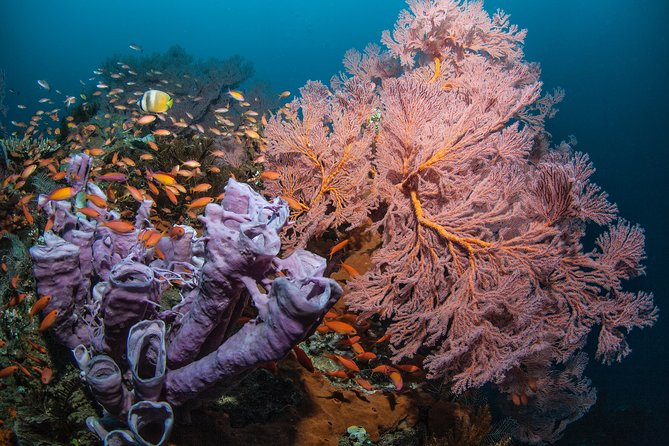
[30,176,342,445]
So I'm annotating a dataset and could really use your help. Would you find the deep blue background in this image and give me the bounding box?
[1,1,667,444]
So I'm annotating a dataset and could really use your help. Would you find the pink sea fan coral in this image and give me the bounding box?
[263,1,657,441]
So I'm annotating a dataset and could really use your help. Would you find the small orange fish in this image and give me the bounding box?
[87,147,105,156]
[14,362,31,377]
[144,231,164,248]
[528,378,538,392]
[18,194,34,206]
[125,185,144,202]
[164,188,178,205]
[354,352,377,361]
[38,309,59,332]
[324,320,357,335]
[10,275,19,289]
[181,160,201,168]
[375,332,392,344]
[330,354,360,372]
[396,364,421,373]
[5,293,26,308]
[26,340,47,354]
[187,197,213,209]
[147,181,160,195]
[77,207,101,219]
[85,194,107,208]
[292,345,314,373]
[97,172,128,182]
[260,170,281,181]
[29,295,51,318]
[244,129,260,139]
[20,164,37,179]
[228,90,245,101]
[154,246,165,260]
[101,220,135,233]
[351,342,365,355]
[39,366,53,384]
[153,129,171,137]
[169,226,185,240]
[44,215,54,232]
[339,335,361,345]
[51,171,67,180]
[281,195,308,211]
[151,172,177,186]
[340,262,360,278]
[137,115,157,125]
[329,239,349,258]
[0,366,19,379]
[354,378,374,391]
[0,339,5,348]
[371,365,398,375]
[47,186,76,201]
[22,204,34,225]
[191,183,212,193]
[147,141,159,151]
[511,393,521,406]
[389,371,403,390]
[323,370,349,379]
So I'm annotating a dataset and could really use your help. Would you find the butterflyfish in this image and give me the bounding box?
[138,89,173,113]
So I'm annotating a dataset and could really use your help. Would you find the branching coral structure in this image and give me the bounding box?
[263,1,657,442]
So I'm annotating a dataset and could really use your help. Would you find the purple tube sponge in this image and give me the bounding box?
[30,176,342,443]
[29,232,91,348]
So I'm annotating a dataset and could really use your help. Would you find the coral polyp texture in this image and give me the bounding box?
[29,154,341,445]
[263,0,657,442]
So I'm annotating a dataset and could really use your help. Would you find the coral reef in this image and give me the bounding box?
[263,0,658,442]
[0,70,6,137]
[28,154,342,444]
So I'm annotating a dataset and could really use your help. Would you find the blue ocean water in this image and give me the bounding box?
[1,0,667,444]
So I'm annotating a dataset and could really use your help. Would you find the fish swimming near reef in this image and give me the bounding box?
[137,89,173,113]
[37,79,50,91]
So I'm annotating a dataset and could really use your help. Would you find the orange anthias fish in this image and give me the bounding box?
[292,345,314,373]
[29,295,51,318]
[101,220,136,234]
[259,171,281,181]
[354,378,374,391]
[125,185,144,202]
[329,354,360,372]
[324,320,357,335]
[168,226,185,240]
[77,207,101,219]
[191,183,212,193]
[47,186,76,201]
[323,370,350,379]
[329,239,349,258]
[396,364,421,373]
[150,172,177,186]
[389,371,403,391]
[0,366,19,379]
[85,194,108,208]
[187,197,213,209]
[38,309,59,332]
[340,262,360,278]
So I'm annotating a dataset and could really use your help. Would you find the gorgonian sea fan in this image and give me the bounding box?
[264,3,657,441]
